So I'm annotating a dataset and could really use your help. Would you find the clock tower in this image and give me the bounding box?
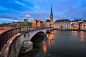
[50,4,53,24]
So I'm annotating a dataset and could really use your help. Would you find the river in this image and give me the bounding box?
[20,30,86,57]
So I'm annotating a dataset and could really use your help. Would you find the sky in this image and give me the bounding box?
[0,0,86,24]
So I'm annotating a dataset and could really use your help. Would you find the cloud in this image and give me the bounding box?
[0,0,86,24]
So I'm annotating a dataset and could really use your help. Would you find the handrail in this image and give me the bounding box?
[0,27,51,52]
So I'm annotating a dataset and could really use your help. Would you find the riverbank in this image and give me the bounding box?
[54,29,86,31]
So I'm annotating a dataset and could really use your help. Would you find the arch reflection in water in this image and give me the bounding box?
[80,31,84,41]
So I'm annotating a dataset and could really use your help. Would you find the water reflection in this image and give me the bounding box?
[47,33,54,46]
[20,30,86,57]
[72,31,77,36]
[55,30,57,32]
[80,31,84,41]
[42,41,47,53]
[51,31,54,34]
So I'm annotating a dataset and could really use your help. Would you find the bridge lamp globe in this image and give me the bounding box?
[27,14,29,18]
[27,14,29,27]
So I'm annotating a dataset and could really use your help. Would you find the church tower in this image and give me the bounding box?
[50,4,53,24]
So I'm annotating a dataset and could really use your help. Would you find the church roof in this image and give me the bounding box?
[55,19,70,22]
[46,19,50,22]
[50,4,53,16]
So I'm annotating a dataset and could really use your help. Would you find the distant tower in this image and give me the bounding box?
[24,19,27,24]
[50,4,53,24]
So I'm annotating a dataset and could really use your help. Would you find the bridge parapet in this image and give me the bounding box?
[0,28,20,52]
[20,27,29,33]
[0,33,21,57]
[0,27,53,57]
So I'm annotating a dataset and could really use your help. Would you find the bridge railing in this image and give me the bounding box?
[29,27,51,31]
[0,26,51,52]
[0,28,21,52]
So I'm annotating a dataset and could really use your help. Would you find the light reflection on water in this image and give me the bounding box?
[72,31,85,42]
[43,33,54,53]
[42,41,47,53]
[72,31,77,36]
[20,30,86,57]
[80,31,84,41]
[47,34,54,47]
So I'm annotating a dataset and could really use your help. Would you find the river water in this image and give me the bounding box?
[20,30,86,57]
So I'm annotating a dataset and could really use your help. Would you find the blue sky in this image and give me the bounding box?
[0,0,86,24]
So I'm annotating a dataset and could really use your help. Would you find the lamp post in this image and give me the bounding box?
[27,14,29,27]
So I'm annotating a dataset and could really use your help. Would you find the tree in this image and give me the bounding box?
[19,23,27,26]
[0,24,1,26]
[1,23,8,26]
[11,25,17,27]
[28,23,32,27]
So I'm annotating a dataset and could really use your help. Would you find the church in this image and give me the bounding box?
[32,5,54,28]
[50,4,53,25]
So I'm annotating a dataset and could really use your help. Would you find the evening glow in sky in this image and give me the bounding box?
[0,0,86,24]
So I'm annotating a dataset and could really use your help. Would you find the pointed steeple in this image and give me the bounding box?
[50,4,53,16]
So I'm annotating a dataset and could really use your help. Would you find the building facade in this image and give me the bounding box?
[44,20,50,27]
[71,21,79,29]
[32,18,43,27]
[55,19,71,29]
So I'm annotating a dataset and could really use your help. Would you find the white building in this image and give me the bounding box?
[43,20,50,27]
[71,21,79,29]
[55,19,71,29]
[80,20,86,30]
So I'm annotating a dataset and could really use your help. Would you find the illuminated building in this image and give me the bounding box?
[32,19,37,27]
[37,20,43,27]
[32,18,43,27]
[43,19,50,27]
[71,21,79,29]
[83,20,86,30]
[55,19,71,29]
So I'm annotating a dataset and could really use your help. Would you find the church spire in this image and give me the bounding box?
[50,4,53,16]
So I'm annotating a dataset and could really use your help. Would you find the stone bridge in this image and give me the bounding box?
[0,27,53,57]
[21,28,52,43]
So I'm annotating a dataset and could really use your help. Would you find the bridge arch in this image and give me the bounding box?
[30,31,45,40]
[29,29,48,40]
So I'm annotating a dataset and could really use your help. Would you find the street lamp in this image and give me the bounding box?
[27,14,29,18]
[27,14,29,27]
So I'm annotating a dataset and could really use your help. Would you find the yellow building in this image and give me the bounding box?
[32,18,43,27]
[32,19,37,27]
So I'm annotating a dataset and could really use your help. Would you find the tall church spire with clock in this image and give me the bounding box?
[50,4,53,24]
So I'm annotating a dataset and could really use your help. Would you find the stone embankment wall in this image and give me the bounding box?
[7,33,21,57]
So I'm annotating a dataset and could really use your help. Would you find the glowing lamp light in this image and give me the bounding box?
[27,14,29,17]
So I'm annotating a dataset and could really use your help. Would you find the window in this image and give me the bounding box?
[64,21,66,22]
